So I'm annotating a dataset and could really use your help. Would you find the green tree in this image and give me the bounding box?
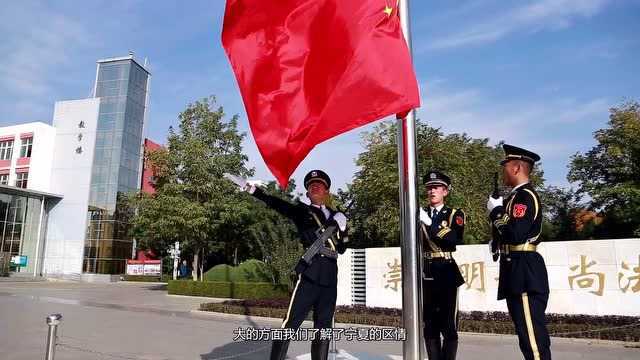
[347,120,545,247]
[240,180,302,287]
[538,186,580,241]
[130,97,252,280]
[568,101,640,237]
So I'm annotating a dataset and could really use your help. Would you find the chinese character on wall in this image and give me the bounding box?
[568,255,605,296]
[383,258,402,292]
[618,256,640,293]
[459,261,486,292]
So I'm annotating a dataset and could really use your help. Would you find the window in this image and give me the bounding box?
[0,140,13,160]
[0,174,8,185]
[20,137,32,158]
[15,172,27,189]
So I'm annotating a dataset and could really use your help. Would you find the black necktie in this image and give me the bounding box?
[430,208,438,231]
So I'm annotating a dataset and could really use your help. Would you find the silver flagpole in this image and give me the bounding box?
[397,1,423,359]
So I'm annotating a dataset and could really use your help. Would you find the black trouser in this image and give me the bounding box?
[423,279,459,341]
[506,292,551,360]
[270,276,336,360]
[281,276,337,330]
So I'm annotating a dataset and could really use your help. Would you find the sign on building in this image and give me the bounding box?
[10,255,27,267]
[126,259,161,276]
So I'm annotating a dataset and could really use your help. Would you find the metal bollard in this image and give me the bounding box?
[330,337,338,359]
[45,314,62,360]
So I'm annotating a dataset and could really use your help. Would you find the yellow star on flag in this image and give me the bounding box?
[383,5,393,16]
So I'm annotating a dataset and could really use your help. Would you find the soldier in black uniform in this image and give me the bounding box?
[419,171,466,360]
[226,170,348,360]
[487,144,551,360]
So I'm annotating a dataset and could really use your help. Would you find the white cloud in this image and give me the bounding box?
[0,8,91,98]
[419,79,610,184]
[0,3,95,123]
[243,79,610,191]
[422,0,610,51]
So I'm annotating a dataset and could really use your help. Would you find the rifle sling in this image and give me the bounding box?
[310,210,336,251]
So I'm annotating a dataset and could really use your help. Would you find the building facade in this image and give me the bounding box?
[0,54,152,279]
[84,56,150,274]
[0,122,56,191]
[0,123,62,277]
[44,98,102,277]
[140,138,161,194]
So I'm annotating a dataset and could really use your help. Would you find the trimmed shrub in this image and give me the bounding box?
[204,260,274,283]
[121,275,163,282]
[204,264,235,282]
[168,280,288,299]
[236,259,274,283]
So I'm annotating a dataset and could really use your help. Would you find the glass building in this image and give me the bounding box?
[84,56,150,274]
[0,185,59,276]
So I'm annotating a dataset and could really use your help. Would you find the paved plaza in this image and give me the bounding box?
[1,281,638,359]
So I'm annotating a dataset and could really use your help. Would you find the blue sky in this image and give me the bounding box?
[1,0,638,193]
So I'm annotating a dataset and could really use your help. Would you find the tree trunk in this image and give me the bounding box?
[200,248,205,282]
[234,247,238,266]
[192,252,199,281]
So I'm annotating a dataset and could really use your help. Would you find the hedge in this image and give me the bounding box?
[167,280,289,299]
[199,301,640,342]
[121,275,164,282]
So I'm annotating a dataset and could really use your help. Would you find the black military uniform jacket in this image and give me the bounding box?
[420,206,465,288]
[490,182,549,300]
[252,187,347,287]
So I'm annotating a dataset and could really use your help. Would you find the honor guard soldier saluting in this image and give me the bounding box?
[487,144,551,360]
[225,170,348,360]
[419,171,465,360]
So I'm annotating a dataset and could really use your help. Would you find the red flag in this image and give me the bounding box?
[222,0,420,188]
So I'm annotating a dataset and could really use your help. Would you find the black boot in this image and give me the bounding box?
[442,339,458,360]
[311,339,330,360]
[270,340,290,360]
[425,338,442,360]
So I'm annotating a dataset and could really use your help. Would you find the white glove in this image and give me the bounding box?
[488,239,494,256]
[487,196,503,213]
[333,212,347,231]
[246,180,266,188]
[223,173,247,190]
[419,208,432,226]
[246,180,267,193]
[224,173,266,194]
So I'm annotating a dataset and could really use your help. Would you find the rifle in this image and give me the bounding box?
[490,172,501,262]
[294,200,353,274]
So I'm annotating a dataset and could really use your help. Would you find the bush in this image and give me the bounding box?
[204,260,274,283]
[168,280,289,299]
[204,264,235,282]
[236,259,274,283]
[121,275,164,282]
